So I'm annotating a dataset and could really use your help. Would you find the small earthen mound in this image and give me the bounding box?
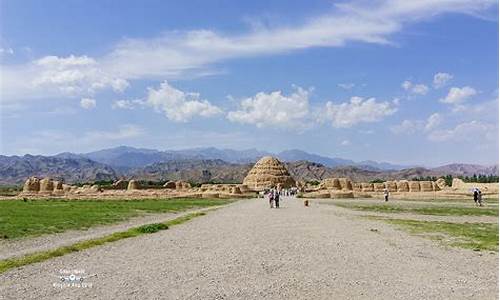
[23,177,40,192]
[396,180,409,192]
[175,181,191,190]
[163,181,176,189]
[435,178,447,190]
[39,178,54,193]
[384,181,397,192]
[128,180,141,190]
[361,183,374,192]
[373,183,385,192]
[113,180,128,189]
[409,181,420,192]
[419,181,434,192]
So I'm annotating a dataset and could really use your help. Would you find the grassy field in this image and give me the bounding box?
[377,218,498,251]
[0,198,231,239]
[0,210,211,274]
[334,202,498,217]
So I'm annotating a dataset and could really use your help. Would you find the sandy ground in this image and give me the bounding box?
[0,197,497,300]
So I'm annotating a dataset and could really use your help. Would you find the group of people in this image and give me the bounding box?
[473,188,483,206]
[267,188,282,208]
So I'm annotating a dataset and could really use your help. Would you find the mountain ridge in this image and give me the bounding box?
[0,150,497,185]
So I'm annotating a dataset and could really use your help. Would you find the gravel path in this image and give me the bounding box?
[0,197,497,299]
[0,206,229,261]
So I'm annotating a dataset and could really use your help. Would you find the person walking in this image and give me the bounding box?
[473,188,479,206]
[383,188,389,202]
[268,189,275,208]
[478,190,483,207]
[274,188,280,208]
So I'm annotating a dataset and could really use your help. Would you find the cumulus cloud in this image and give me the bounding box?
[428,121,497,142]
[401,80,428,95]
[433,72,453,88]
[440,86,477,104]
[321,96,397,128]
[80,98,96,109]
[145,81,222,122]
[227,86,311,129]
[391,113,443,134]
[1,0,495,102]
[33,55,129,95]
[341,140,351,146]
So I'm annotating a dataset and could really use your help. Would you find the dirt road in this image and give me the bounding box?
[0,197,497,299]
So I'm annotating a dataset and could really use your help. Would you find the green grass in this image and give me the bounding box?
[0,211,209,274]
[334,202,498,217]
[376,218,498,251]
[0,198,231,239]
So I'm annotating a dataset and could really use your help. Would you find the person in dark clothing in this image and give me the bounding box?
[473,189,479,206]
[274,189,280,208]
[268,189,274,208]
[478,190,483,207]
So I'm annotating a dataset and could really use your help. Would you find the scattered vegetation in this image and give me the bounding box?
[0,198,231,239]
[306,180,320,186]
[334,202,498,217]
[377,218,498,251]
[369,179,385,183]
[438,174,498,186]
[0,211,210,274]
[458,174,499,183]
[411,176,438,182]
[0,185,22,197]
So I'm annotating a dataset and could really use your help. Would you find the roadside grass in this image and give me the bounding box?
[0,211,209,274]
[0,198,231,239]
[394,198,499,204]
[334,202,498,217]
[371,217,498,252]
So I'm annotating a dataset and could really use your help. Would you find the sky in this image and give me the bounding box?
[0,0,498,166]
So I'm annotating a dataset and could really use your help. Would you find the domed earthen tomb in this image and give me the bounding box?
[243,156,295,191]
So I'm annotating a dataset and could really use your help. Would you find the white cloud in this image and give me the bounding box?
[146,81,222,122]
[401,80,412,90]
[112,99,144,110]
[401,80,428,95]
[80,98,96,109]
[227,86,311,130]
[391,113,443,134]
[425,113,442,130]
[440,86,477,104]
[428,121,497,142]
[341,140,351,146]
[321,96,397,128]
[337,83,355,90]
[433,72,453,88]
[1,0,495,102]
[0,47,14,55]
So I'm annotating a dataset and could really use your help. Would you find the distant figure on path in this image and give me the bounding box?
[383,188,389,202]
[274,189,280,208]
[477,190,483,207]
[473,189,479,205]
[268,189,275,208]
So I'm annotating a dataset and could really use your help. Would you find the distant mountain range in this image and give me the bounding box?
[0,146,497,185]
[60,146,412,170]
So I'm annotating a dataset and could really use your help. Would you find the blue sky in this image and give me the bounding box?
[0,0,498,166]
